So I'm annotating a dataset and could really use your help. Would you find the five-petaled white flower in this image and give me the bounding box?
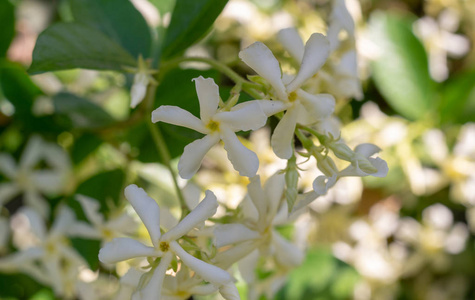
[239,33,335,159]
[98,184,239,300]
[152,76,268,179]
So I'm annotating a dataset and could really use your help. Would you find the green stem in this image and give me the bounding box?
[145,84,190,218]
[161,56,264,99]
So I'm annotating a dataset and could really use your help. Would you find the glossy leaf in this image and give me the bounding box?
[29,22,136,74]
[0,0,15,57]
[370,12,436,120]
[439,71,475,124]
[161,0,228,59]
[69,0,152,58]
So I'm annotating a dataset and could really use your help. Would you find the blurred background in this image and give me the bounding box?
[0,0,474,299]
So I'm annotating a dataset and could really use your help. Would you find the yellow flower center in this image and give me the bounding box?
[160,241,170,252]
[288,91,298,102]
[206,120,220,132]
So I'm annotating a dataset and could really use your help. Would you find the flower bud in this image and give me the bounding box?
[329,141,354,162]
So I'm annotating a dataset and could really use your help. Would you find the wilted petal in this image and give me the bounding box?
[214,224,259,248]
[151,106,207,134]
[193,76,220,124]
[162,190,218,241]
[354,143,381,157]
[214,102,267,132]
[76,195,104,226]
[277,28,305,63]
[170,241,232,286]
[297,90,335,123]
[132,252,173,300]
[271,106,299,159]
[0,154,17,178]
[272,230,304,267]
[178,134,220,179]
[124,184,161,247]
[239,42,287,100]
[286,33,330,92]
[221,127,259,177]
[99,238,158,264]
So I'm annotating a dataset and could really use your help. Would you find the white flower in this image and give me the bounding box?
[98,184,238,300]
[0,136,70,217]
[214,174,304,270]
[313,143,388,196]
[0,206,87,298]
[68,194,138,244]
[239,33,335,159]
[127,55,157,108]
[152,76,268,179]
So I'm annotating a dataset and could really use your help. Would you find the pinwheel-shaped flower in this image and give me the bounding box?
[214,174,304,271]
[0,136,70,217]
[98,184,238,300]
[239,33,335,159]
[152,76,268,179]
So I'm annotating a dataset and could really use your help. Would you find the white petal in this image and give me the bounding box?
[214,224,259,248]
[221,127,259,177]
[16,207,46,240]
[50,205,75,237]
[332,0,355,35]
[19,136,43,169]
[247,176,266,221]
[23,190,49,218]
[271,106,299,159]
[130,73,149,108]
[151,105,207,134]
[237,249,259,284]
[0,247,44,270]
[124,184,161,247]
[277,28,305,63]
[193,76,220,124]
[286,33,330,92]
[162,190,218,241]
[182,182,202,210]
[272,230,304,267]
[99,238,158,264]
[354,143,381,158]
[0,183,20,206]
[213,240,257,270]
[75,194,104,226]
[297,90,335,122]
[239,42,287,100]
[0,154,17,178]
[264,173,286,218]
[232,100,288,117]
[312,175,337,196]
[367,157,389,177]
[178,134,220,179]
[219,282,240,300]
[132,252,173,300]
[338,50,358,77]
[30,171,63,194]
[68,222,101,239]
[170,241,232,285]
[214,102,267,132]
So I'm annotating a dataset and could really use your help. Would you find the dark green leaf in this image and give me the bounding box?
[53,92,115,129]
[439,71,475,124]
[161,0,228,59]
[370,12,437,120]
[69,0,152,58]
[0,273,45,299]
[0,0,15,57]
[29,22,136,74]
[71,133,103,164]
[70,238,102,270]
[75,169,125,211]
[0,60,40,116]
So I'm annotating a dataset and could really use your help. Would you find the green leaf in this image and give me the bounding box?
[370,12,436,120]
[148,0,176,16]
[69,0,152,58]
[29,22,136,74]
[439,71,475,124]
[161,0,228,59]
[53,92,115,129]
[71,133,103,164]
[70,238,101,270]
[0,0,15,57]
[0,60,40,116]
